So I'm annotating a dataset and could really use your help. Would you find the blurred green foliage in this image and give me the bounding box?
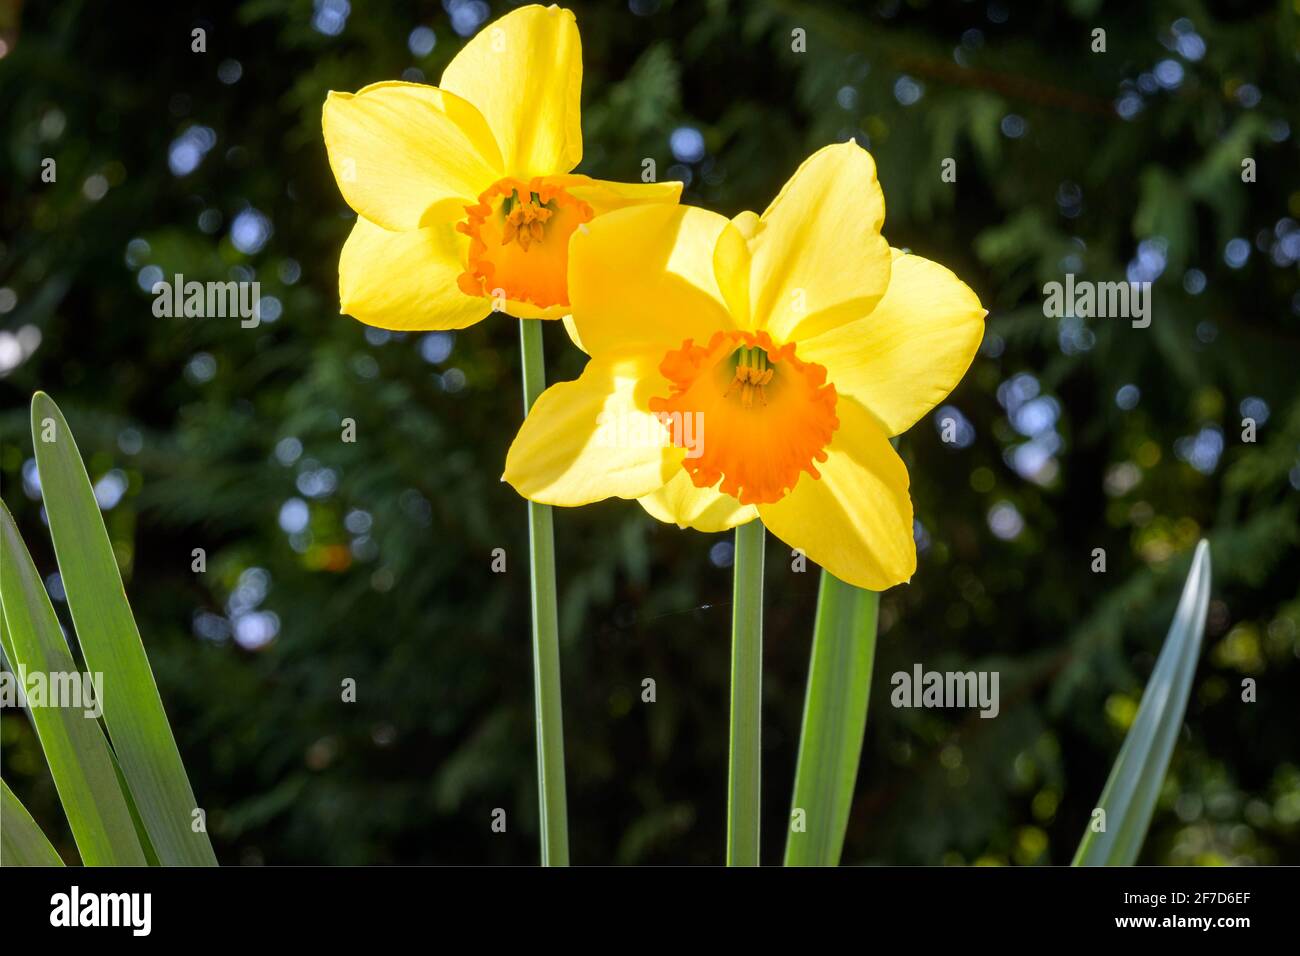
[1,0,1297,864]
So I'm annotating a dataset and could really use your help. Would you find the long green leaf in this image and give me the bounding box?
[0,501,146,865]
[107,745,163,866]
[1073,539,1212,866]
[785,570,879,866]
[30,392,217,866]
[1,779,66,866]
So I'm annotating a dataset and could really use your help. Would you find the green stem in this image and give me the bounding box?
[727,518,766,865]
[784,569,879,866]
[517,317,569,866]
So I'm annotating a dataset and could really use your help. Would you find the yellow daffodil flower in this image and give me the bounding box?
[504,141,986,590]
[322,4,680,330]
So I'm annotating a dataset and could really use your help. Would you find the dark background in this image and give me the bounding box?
[1,0,1297,865]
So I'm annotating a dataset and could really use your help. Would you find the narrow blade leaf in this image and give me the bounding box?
[1073,539,1212,866]
[785,570,879,866]
[30,392,217,866]
[0,501,146,865]
[1,779,67,866]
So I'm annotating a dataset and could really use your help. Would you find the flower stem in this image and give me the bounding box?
[784,569,879,866]
[517,317,569,866]
[727,517,766,865]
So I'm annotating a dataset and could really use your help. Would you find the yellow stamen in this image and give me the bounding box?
[726,346,776,408]
[499,191,557,253]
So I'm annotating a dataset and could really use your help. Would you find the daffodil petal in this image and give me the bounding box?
[638,469,758,532]
[799,250,987,436]
[730,210,761,240]
[562,314,587,354]
[552,174,682,215]
[713,218,752,328]
[748,141,891,343]
[504,346,678,505]
[551,175,683,350]
[758,396,915,591]
[339,217,489,331]
[440,4,582,179]
[568,203,734,357]
[323,82,503,232]
[502,299,570,321]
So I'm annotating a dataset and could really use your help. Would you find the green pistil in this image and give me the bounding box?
[505,190,556,219]
[733,345,769,374]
